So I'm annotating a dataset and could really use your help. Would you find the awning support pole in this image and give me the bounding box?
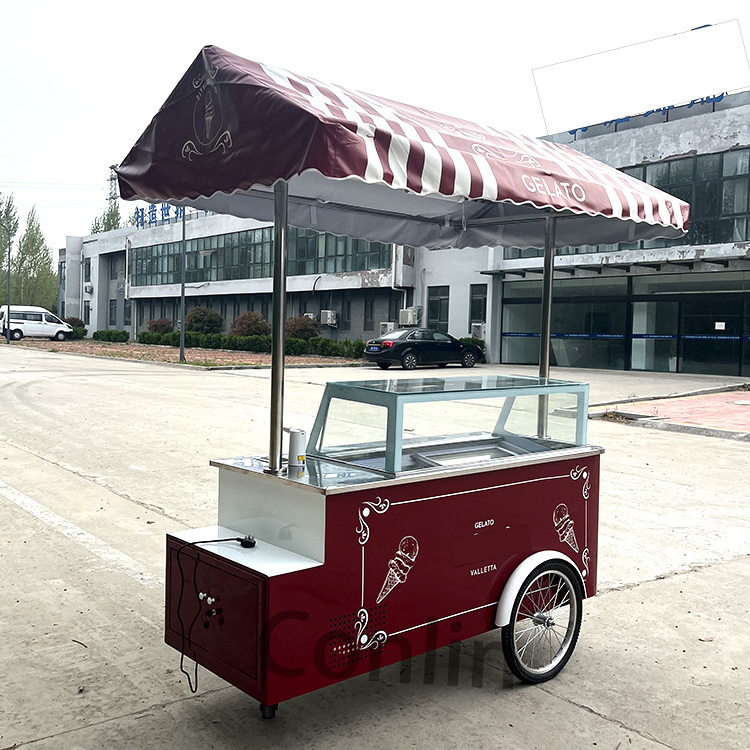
[179,211,186,363]
[266,180,288,474]
[537,216,556,437]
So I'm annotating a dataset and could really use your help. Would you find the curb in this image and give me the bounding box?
[590,384,750,442]
[589,382,750,409]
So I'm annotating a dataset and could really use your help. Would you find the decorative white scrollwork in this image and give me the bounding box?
[570,465,591,500]
[209,131,233,155]
[356,496,390,545]
[182,141,201,161]
[440,122,488,142]
[183,63,231,161]
[354,608,388,651]
[192,64,219,90]
[582,548,590,579]
[471,143,541,168]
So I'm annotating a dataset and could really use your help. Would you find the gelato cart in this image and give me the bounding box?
[114,45,687,721]
[165,374,601,718]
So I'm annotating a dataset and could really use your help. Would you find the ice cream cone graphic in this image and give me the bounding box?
[376,536,419,603]
[553,503,579,553]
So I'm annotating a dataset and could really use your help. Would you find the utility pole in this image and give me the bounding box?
[108,165,119,205]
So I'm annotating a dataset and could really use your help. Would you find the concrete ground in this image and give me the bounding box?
[0,346,748,750]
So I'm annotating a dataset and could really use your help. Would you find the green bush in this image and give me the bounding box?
[246,334,272,353]
[285,315,321,340]
[135,326,366,360]
[137,331,162,345]
[337,338,365,359]
[219,334,239,350]
[284,337,309,356]
[200,333,223,349]
[460,336,485,352]
[307,336,343,357]
[63,317,87,340]
[93,330,129,342]
[148,318,174,334]
[230,311,271,337]
[185,306,223,334]
[184,331,202,348]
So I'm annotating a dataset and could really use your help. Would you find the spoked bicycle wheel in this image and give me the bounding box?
[501,559,583,683]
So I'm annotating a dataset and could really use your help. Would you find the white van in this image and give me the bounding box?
[0,305,73,341]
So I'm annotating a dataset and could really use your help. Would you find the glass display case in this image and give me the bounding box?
[307,375,589,475]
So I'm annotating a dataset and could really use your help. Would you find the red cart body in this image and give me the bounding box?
[165,376,600,713]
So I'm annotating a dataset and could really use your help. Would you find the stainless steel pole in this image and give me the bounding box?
[537,216,556,437]
[538,216,556,380]
[179,210,186,363]
[266,180,288,474]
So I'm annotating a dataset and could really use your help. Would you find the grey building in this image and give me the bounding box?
[486,90,750,377]
[60,212,417,344]
[59,90,750,376]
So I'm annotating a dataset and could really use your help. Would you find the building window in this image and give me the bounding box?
[130,226,392,287]
[427,286,450,332]
[124,300,132,327]
[504,147,750,258]
[84,257,91,283]
[109,300,117,326]
[363,294,375,331]
[83,300,90,326]
[469,284,487,329]
[58,261,66,287]
[340,295,351,331]
[109,257,118,280]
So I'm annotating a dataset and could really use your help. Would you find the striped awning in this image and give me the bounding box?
[117,46,689,250]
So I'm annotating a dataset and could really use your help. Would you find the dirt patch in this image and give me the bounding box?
[8,339,362,369]
[597,409,637,423]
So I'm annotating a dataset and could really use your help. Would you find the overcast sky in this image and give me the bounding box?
[1,0,749,258]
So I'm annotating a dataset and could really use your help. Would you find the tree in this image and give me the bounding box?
[12,207,58,310]
[147,318,174,334]
[185,306,223,334]
[285,314,321,340]
[229,311,271,336]
[0,193,19,279]
[90,202,122,234]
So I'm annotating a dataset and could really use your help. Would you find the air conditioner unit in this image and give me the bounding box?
[471,323,486,340]
[320,309,337,326]
[379,321,395,336]
[398,308,419,327]
[303,312,317,320]
[84,283,93,294]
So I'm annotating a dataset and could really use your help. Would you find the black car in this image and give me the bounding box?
[364,328,483,370]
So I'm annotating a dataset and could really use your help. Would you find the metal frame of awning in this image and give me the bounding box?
[115,47,690,475]
[264,182,562,473]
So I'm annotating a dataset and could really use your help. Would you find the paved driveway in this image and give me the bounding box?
[1,347,748,749]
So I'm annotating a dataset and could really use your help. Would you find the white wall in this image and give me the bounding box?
[415,245,490,338]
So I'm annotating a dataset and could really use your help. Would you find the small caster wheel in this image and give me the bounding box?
[259,703,278,720]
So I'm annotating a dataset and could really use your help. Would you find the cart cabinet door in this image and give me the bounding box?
[166,539,264,685]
